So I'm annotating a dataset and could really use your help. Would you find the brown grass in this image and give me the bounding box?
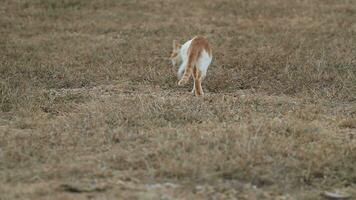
[0,0,355,199]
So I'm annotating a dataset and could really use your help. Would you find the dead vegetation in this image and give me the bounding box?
[0,0,355,199]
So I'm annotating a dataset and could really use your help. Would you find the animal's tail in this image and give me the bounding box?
[178,48,200,85]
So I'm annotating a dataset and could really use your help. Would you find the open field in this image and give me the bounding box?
[0,0,355,199]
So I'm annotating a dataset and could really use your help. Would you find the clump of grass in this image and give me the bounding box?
[0,78,30,112]
[339,118,356,129]
[1,0,356,199]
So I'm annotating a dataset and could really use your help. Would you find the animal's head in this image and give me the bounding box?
[169,40,181,67]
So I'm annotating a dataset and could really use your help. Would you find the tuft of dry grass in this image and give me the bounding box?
[0,0,355,199]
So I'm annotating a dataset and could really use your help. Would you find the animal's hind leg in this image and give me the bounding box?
[194,68,203,96]
[191,67,198,94]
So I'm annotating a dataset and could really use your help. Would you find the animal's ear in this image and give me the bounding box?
[173,40,177,50]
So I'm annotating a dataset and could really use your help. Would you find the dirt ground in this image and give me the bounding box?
[0,0,355,199]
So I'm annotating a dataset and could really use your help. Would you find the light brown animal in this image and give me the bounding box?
[170,36,212,96]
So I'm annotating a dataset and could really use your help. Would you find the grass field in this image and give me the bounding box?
[0,0,355,199]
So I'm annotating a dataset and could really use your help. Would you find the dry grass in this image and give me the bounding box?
[0,0,355,199]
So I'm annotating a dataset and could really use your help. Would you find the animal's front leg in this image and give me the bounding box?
[200,82,204,95]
